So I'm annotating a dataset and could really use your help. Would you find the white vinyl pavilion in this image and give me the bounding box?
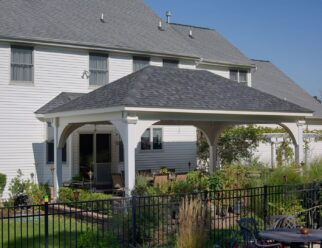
[35,66,313,197]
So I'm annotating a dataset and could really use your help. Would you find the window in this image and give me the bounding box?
[133,56,150,72]
[11,46,33,82]
[119,140,124,162]
[163,59,179,68]
[229,69,248,86]
[89,53,108,85]
[141,128,163,150]
[47,141,67,164]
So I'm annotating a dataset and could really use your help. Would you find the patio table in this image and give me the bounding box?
[259,228,322,247]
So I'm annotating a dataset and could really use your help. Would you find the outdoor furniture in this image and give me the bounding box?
[237,218,281,247]
[271,215,298,230]
[153,174,169,187]
[175,172,187,181]
[259,229,322,248]
[112,173,125,196]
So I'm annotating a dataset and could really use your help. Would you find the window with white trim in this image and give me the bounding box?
[89,53,108,85]
[229,69,248,86]
[133,56,150,72]
[11,46,33,82]
[141,128,163,150]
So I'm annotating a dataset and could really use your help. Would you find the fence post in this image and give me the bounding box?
[44,195,49,248]
[263,185,268,230]
[132,195,137,245]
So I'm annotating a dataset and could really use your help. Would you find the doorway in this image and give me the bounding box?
[79,133,112,186]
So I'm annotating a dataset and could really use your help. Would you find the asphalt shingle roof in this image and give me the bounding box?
[251,60,322,119]
[36,92,84,115]
[0,0,252,66]
[37,66,312,115]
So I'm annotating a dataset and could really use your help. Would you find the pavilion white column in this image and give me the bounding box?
[112,117,159,196]
[209,145,218,173]
[53,118,63,198]
[295,121,305,165]
[270,138,277,168]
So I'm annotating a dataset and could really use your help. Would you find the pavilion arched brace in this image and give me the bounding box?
[279,121,306,165]
[50,114,159,198]
[194,123,230,172]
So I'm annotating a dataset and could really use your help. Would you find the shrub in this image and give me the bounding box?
[186,171,209,191]
[78,230,120,248]
[302,158,322,183]
[265,165,303,186]
[176,197,208,248]
[0,173,6,197]
[8,170,49,205]
[58,187,112,202]
[132,175,149,196]
[170,180,194,194]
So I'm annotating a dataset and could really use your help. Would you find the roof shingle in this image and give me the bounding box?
[37,66,312,115]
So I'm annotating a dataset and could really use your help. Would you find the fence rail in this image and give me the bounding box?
[1,183,321,247]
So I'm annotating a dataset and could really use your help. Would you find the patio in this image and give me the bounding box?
[35,66,313,197]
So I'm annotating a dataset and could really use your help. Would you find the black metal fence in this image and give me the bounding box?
[1,183,321,247]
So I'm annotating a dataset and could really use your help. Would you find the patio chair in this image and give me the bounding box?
[237,218,281,248]
[112,173,125,196]
[271,215,298,230]
[175,172,187,181]
[153,174,169,187]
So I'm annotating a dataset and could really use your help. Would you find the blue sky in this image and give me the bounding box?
[145,0,322,97]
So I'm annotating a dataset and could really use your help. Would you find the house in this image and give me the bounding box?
[0,0,321,198]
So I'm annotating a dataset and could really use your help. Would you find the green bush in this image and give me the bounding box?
[302,158,322,183]
[265,165,303,186]
[78,230,120,248]
[58,187,112,202]
[0,173,6,197]
[186,171,209,191]
[8,170,48,205]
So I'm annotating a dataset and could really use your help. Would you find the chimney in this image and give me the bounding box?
[166,10,172,24]
[189,29,193,38]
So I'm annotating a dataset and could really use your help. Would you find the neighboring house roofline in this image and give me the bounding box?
[0,36,255,69]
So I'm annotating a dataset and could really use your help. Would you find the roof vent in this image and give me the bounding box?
[166,10,172,23]
[158,20,164,31]
[100,13,105,23]
[189,29,194,39]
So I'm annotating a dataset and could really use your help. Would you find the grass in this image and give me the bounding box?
[0,215,101,248]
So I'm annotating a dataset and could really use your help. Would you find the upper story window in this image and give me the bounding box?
[163,59,179,68]
[141,128,163,151]
[11,46,33,82]
[89,53,108,85]
[230,69,248,86]
[133,56,150,72]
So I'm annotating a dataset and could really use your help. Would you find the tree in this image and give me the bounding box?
[197,125,264,166]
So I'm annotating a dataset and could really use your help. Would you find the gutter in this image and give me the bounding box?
[0,35,254,69]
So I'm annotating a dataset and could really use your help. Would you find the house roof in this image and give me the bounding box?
[0,0,252,66]
[251,59,322,119]
[170,23,251,66]
[36,66,312,115]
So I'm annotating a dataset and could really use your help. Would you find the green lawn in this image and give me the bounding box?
[0,215,102,248]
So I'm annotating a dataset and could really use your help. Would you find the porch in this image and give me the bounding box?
[35,66,313,197]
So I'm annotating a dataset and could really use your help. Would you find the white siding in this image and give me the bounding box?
[0,43,199,198]
[135,126,197,173]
